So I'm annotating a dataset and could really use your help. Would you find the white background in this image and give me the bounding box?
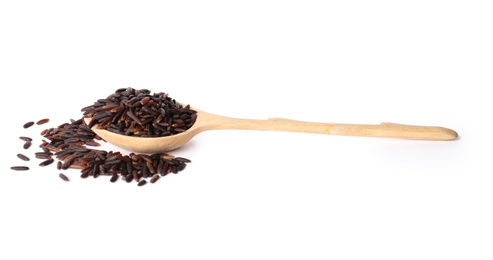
[1,1,492,259]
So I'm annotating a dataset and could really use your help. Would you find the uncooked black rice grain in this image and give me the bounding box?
[110,173,118,183]
[39,158,54,166]
[17,153,30,161]
[23,121,34,128]
[11,166,29,171]
[36,118,50,125]
[137,180,147,186]
[23,141,32,149]
[59,173,69,182]
[150,175,160,184]
[19,136,32,142]
[125,174,133,183]
[174,157,192,163]
[57,161,62,170]
[177,162,186,171]
[35,153,52,160]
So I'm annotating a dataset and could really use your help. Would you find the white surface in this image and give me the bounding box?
[0,1,492,259]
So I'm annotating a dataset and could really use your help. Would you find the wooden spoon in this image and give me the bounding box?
[85,108,458,153]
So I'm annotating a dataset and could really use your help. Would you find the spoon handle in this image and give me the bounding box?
[200,112,458,141]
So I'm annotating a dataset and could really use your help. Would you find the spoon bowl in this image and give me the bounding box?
[85,107,458,153]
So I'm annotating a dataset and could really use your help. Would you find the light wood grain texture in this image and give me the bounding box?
[86,108,458,153]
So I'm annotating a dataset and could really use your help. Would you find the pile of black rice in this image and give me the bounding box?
[11,87,195,186]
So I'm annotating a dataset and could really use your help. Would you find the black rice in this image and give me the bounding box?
[81,87,197,137]
[36,118,50,125]
[35,152,52,159]
[20,136,32,142]
[17,153,30,161]
[39,158,54,166]
[23,141,32,149]
[110,173,118,183]
[11,166,29,171]
[42,125,190,184]
[150,175,160,184]
[59,173,69,182]
[23,121,35,129]
[19,88,193,186]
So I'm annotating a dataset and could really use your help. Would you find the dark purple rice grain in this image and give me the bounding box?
[156,160,164,174]
[19,136,32,142]
[177,162,186,171]
[23,121,35,129]
[125,174,133,183]
[110,173,118,183]
[126,110,143,125]
[17,153,30,161]
[36,118,50,125]
[172,128,186,133]
[23,141,32,149]
[146,161,156,174]
[160,161,170,176]
[69,163,86,170]
[35,152,52,159]
[150,175,160,184]
[174,157,192,163]
[11,166,29,171]
[137,180,147,186]
[57,161,62,170]
[142,165,149,178]
[84,140,100,146]
[59,173,69,182]
[132,170,140,182]
[39,158,54,166]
